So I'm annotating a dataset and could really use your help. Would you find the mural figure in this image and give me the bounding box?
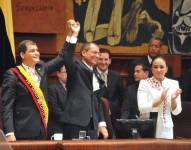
[122,0,164,44]
[74,0,169,46]
[83,0,124,46]
[169,0,191,54]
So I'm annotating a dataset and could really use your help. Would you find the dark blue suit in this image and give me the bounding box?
[121,82,140,119]
[1,42,75,139]
[104,69,125,135]
[47,81,67,138]
[61,45,105,139]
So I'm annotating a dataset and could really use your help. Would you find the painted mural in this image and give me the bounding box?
[74,0,170,47]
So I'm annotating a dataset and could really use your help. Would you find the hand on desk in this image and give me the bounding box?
[6,134,16,142]
[98,127,109,139]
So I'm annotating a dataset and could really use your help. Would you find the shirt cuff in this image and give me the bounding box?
[172,103,181,115]
[98,121,107,127]
[66,36,77,44]
[6,132,14,137]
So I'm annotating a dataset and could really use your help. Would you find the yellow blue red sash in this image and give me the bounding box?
[11,65,49,135]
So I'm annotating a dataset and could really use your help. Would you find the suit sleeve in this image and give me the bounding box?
[63,42,78,88]
[47,84,67,122]
[121,90,130,119]
[99,101,105,123]
[47,85,62,113]
[126,87,136,117]
[45,42,76,74]
[137,80,153,113]
[171,81,182,115]
[117,75,125,108]
[1,70,17,134]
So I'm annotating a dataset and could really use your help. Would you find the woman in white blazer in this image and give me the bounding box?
[137,56,182,139]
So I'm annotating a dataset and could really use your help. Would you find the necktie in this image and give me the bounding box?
[101,72,107,87]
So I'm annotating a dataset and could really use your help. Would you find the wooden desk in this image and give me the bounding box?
[10,140,58,150]
[10,139,191,150]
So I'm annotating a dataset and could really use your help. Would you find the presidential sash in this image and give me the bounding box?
[11,65,49,134]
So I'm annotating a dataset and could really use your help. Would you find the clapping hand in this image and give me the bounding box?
[160,87,169,101]
[171,89,182,101]
[154,87,169,107]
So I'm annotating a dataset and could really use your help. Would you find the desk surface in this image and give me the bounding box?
[10,139,191,150]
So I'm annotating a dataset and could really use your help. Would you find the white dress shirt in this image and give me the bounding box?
[82,60,100,91]
[147,55,153,64]
[81,60,106,127]
[22,63,41,86]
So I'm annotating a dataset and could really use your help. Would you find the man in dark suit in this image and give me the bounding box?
[61,20,108,139]
[127,37,173,86]
[96,48,125,136]
[1,20,79,141]
[47,65,67,138]
[121,61,149,119]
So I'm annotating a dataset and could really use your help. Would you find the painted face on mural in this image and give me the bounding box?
[172,0,191,53]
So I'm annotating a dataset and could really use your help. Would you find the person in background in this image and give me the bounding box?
[121,61,149,119]
[47,65,67,139]
[127,37,173,86]
[1,19,79,141]
[141,37,163,67]
[137,56,182,139]
[96,48,125,137]
[61,20,108,139]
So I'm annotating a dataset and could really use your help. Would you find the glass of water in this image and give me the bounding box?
[79,130,86,140]
[132,128,139,138]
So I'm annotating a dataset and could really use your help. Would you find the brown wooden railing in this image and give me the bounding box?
[10,139,191,150]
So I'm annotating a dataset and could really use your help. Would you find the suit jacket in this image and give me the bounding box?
[106,70,124,125]
[1,42,75,139]
[47,81,67,137]
[121,82,140,119]
[61,46,105,130]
